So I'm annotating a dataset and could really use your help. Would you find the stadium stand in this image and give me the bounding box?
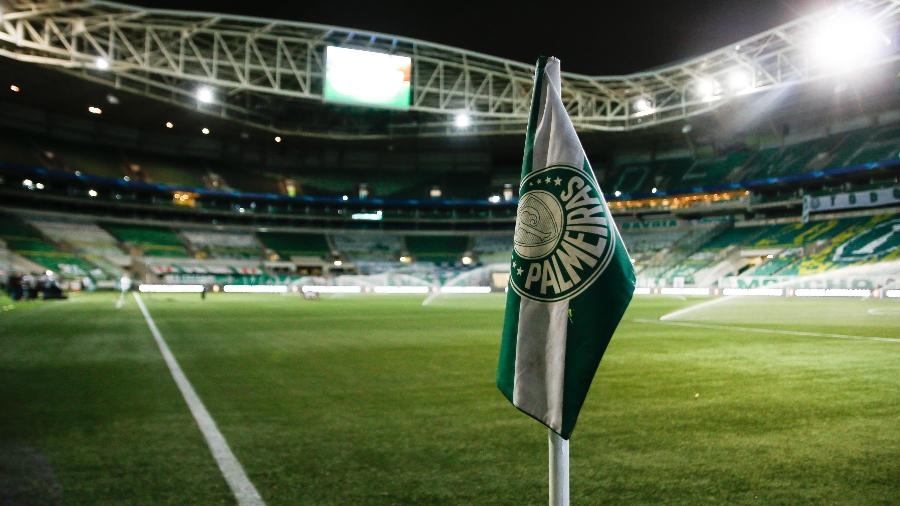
[405,235,470,264]
[332,233,402,262]
[0,212,106,278]
[27,218,129,275]
[472,235,513,264]
[257,232,331,260]
[101,223,190,258]
[181,230,264,259]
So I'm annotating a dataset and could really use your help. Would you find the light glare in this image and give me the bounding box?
[454,112,472,128]
[196,86,214,103]
[808,10,891,73]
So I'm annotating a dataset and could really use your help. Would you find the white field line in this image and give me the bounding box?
[659,296,735,321]
[133,293,265,506]
[634,318,900,344]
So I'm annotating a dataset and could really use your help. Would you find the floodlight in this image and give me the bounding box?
[88,106,102,114]
[274,136,282,143]
[696,79,721,100]
[9,84,20,92]
[461,256,473,266]
[196,86,214,103]
[614,190,622,197]
[727,70,750,92]
[22,179,32,187]
[488,195,501,203]
[95,57,109,70]
[342,195,349,201]
[201,127,210,135]
[651,187,658,194]
[808,10,891,73]
[35,182,44,190]
[88,189,98,197]
[333,260,343,267]
[633,97,653,114]
[454,112,472,128]
[165,121,174,129]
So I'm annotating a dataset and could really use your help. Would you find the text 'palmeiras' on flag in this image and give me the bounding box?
[497,56,636,440]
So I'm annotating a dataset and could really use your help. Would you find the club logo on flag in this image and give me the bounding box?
[510,164,615,302]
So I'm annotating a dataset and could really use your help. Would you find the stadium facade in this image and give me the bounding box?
[0,0,899,298]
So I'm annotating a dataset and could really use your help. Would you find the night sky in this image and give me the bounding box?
[134,0,831,74]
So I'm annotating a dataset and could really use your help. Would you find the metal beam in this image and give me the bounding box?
[1,0,900,138]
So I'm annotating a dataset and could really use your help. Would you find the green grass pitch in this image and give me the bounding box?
[0,292,898,504]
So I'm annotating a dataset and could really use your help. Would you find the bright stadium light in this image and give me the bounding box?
[696,79,723,101]
[165,121,174,129]
[342,195,349,201]
[10,84,20,93]
[696,79,721,101]
[333,260,343,267]
[614,190,622,197]
[87,189,98,197]
[633,97,654,114]
[274,136,282,143]
[35,182,44,190]
[807,10,891,73]
[95,57,109,70]
[454,112,472,128]
[461,255,473,265]
[201,127,210,135]
[196,86,214,103]
[88,106,102,115]
[488,195,501,203]
[727,70,751,92]
[651,187,658,194]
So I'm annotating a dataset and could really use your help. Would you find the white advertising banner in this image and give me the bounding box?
[806,187,900,213]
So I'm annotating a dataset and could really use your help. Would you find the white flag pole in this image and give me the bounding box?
[548,429,570,506]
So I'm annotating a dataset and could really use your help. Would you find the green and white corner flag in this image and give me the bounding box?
[497,56,636,440]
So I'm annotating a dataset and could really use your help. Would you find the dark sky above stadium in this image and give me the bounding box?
[135,0,831,74]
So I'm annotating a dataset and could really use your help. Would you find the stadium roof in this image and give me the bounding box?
[2,0,900,138]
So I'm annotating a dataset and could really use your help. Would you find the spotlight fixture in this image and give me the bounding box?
[454,112,472,128]
[196,86,214,104]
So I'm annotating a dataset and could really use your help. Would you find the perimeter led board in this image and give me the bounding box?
[324,46,411,109]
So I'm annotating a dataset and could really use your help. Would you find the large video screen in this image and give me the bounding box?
[324,46,411,109]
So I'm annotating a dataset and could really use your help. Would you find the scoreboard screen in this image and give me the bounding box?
[324,46,411,109]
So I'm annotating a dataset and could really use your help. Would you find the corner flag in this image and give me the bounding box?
[497,56,635,440]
